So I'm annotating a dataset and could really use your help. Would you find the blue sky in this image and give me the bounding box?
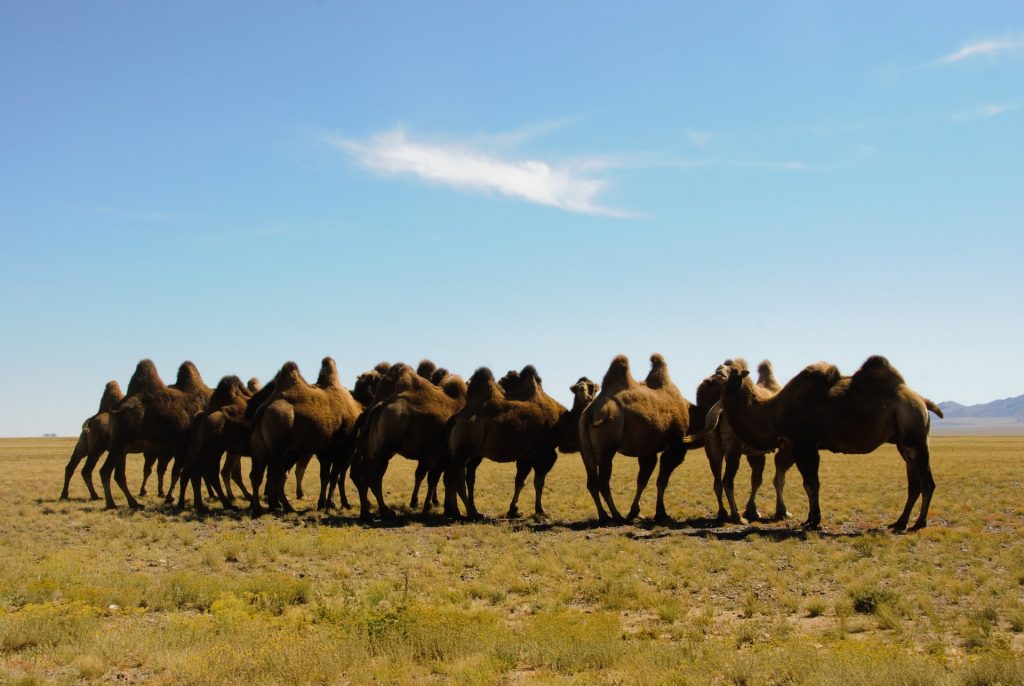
[1,2,1022,436]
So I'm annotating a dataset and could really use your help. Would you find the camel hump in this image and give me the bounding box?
[852,355,905,394]
[316,357,341,388]
[442,375,467,401]
[126,359,165,396]
[174,361,205,391]
[352,370,383,406]
[373,361,392,375]
[247,377,262,394]
[274,361,307,391]
[756,360,781,392]
[723,357,749,371]
[466,367,499,405]
[801,361,842,388]
[416,359,438,380]
[601,355,634,393]
[695,376,722,411]
[98,381,124,412]
[645,353,672,389]
[210,375,246,407]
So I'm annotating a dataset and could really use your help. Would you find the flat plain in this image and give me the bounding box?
[1,436,1022,685]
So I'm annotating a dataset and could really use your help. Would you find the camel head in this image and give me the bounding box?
[570,377,599,404]
[713,361,749,391]
[352,370,383,406]
[416,359,438,380]
[210,375,248,408]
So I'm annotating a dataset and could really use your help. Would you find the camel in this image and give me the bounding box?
[248,357,361,514]
[446,365,566,519]
[60,381,168,500]
[694,359,793,523]
[100,360,212,509]
[711,355,943,530]
[556,377,600,454]
[174,375,259,511]
[578,354,719,523]
[355,363,466,519]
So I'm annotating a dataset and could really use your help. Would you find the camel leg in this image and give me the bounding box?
[230,456,251,500]
[626,454,657,521]
[99,448,121,509]
[156,454,172,498]
[442,456,466,518]
[793,442,821,529]
[654,445,686,522]
[580,445,609,522]
[889,447,920,532]
[113,452,143,510]
[139,453,156,497]
[207,451,235,510]
[771,448,794,520]
[164,456,182,504]
[532,448,557,518]
[294,454,310,500]
[249,448,267,515]
[369,457,394,518]
[80,446,105,501]
[721,444,746,523]
[466,458,483,518]
[507,459,532,518]
[743,454,766,522]
[423,456,445,514]
[220,453,236,501]
[335,457,351,509]
[910,442,935,531]
[60,433,90,500]
[317,454,334,510]
[597,449,624,522]
[410,460,429,510]
[705,437,727,521]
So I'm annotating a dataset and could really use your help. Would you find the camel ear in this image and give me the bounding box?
[740,370,750,378]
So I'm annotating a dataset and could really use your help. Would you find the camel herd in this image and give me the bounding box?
[59,353,943,531]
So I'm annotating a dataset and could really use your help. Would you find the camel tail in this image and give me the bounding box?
[925,399,943,419]
[681,401,723,447]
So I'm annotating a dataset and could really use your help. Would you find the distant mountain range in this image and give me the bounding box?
[934,394,1024,434]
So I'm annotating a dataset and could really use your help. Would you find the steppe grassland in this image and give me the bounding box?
[1,436,1022,685]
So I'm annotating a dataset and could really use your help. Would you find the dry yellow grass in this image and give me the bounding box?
[1,436,1023,684]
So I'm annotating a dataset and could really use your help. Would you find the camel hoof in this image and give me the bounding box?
[909,520,927,532]
[800,519,819,530]
[506,506,521,519]
[772,510,791,522]
[715,510,729,522]
[743,508,762,522]
[625,507,640,522]
[104,503,118,511]
[532,512,550,522]
[729,514,748,525]
[59,494,69,501]
[129,502,145,511]
[138,489,147,498]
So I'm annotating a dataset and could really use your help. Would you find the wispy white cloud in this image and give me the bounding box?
[329,128,630,217]
[937,34,1024,64]
[91,207,209,224]
[952,103,1018,121]
[470,116,582,148]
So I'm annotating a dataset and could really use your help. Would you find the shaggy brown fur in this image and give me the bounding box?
[555,377,600,454]
[175,375,256,511]
[356,363,467,519]
[714,355,942,530]
[249,358,361,514]
[579,354,712,523]
[446,365,566,518]
[60,381,173,500]
[100,361,212,509]
[695,359,793,523]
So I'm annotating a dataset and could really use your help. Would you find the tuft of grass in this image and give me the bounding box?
[848,583,900,614]
[806,598,827,617]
